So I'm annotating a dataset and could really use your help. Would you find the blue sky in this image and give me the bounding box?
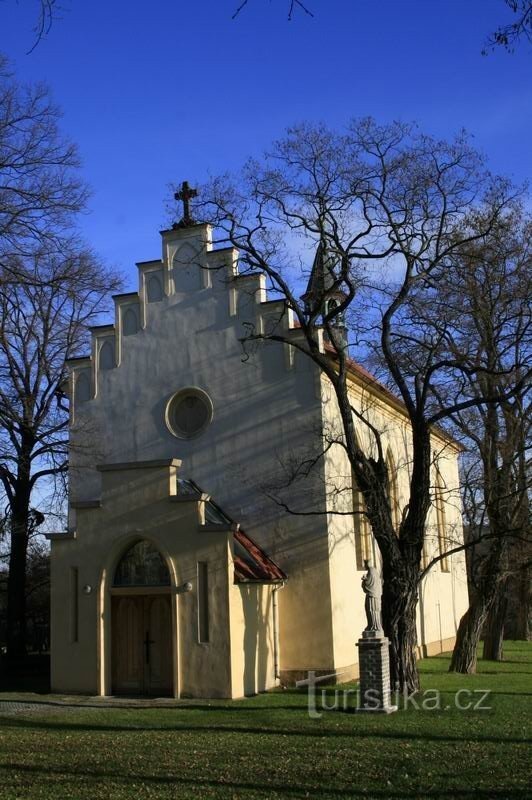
[2,0,531,287]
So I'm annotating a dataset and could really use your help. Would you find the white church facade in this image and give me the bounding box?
[48,213,469,698]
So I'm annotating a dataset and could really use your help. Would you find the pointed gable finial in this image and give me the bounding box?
[302,237,338,315]
[302,240,332,313]
[173,181,198,229]
[302,237,349,350]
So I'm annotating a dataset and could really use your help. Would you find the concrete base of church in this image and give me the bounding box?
[417,635,457,658]
[278,636,458,688]
[280,662,360,687]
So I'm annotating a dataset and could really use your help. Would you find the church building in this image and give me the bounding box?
[48,193,469,698]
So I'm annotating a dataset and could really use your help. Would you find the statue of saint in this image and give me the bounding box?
[361,559,383,633]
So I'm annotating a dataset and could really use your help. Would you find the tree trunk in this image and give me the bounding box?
[6,465,32,661]
[382,575,419,693]
[514,564,531,641]
[450,535,506,673]
[449,597,489,673]
[6,512,29,660]
[482,588,507,661]
[452,424,511,675]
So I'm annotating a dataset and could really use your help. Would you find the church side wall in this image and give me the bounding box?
[321,373,470,667]
[318,377,360,675]
[416,451,469,653]
[320,375,408,672]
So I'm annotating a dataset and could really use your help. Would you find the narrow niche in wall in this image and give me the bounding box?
[197,561,209,643]
[99,340,115,370]
[173,243,202,292]
[122,307,139,336]
[70,566,79,643]
[75,370,91,405]
[147,273,163,303]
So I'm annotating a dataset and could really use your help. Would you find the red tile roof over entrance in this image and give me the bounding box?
[180,479,287,584]
[233,528,286,583]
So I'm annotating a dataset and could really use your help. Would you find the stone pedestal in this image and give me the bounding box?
[356,631,398,713]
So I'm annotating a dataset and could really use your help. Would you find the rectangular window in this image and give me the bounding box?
[353,477,373,571]
[436,485,450,573]
[197,562,209,643]
[70,567,79,643]
[421,538,429,570]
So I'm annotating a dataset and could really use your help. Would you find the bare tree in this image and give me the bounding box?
[0,55,86,279]
[231,1,531,55]
[232,0,313,20]
[419,208,531,672]
[0,507,51,655]
[392,204,531,670]
[194,120,524,692]
[484,1,532,52]
[0,246,119,660]
[454,405,529,667]
[28,0,59,52]
[1,2,61,53]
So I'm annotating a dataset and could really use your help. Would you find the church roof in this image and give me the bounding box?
[324,344,463,450]
[324,342,401,407]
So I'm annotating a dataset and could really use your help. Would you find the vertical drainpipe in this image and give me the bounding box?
[272,581,286,683]
[437,601,443,653]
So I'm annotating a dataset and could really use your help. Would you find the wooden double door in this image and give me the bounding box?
[111,594,173,695]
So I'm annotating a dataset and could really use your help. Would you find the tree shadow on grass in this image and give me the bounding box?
[1,716,530,746]
[0,699,308,712]
[479,669,532,675]
[1,761,529,799]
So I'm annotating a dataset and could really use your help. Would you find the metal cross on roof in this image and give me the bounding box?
[173,181,198,228]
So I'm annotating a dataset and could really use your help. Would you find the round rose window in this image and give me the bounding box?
[166,388,213,439]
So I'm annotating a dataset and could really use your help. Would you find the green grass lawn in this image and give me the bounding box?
[1,642,531,799]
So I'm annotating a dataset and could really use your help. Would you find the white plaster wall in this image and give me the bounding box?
[68,225,335,675]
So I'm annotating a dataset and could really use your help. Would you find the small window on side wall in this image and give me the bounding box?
[353,479,372,571]
[386,450,401,533]
[436,475,450,572]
